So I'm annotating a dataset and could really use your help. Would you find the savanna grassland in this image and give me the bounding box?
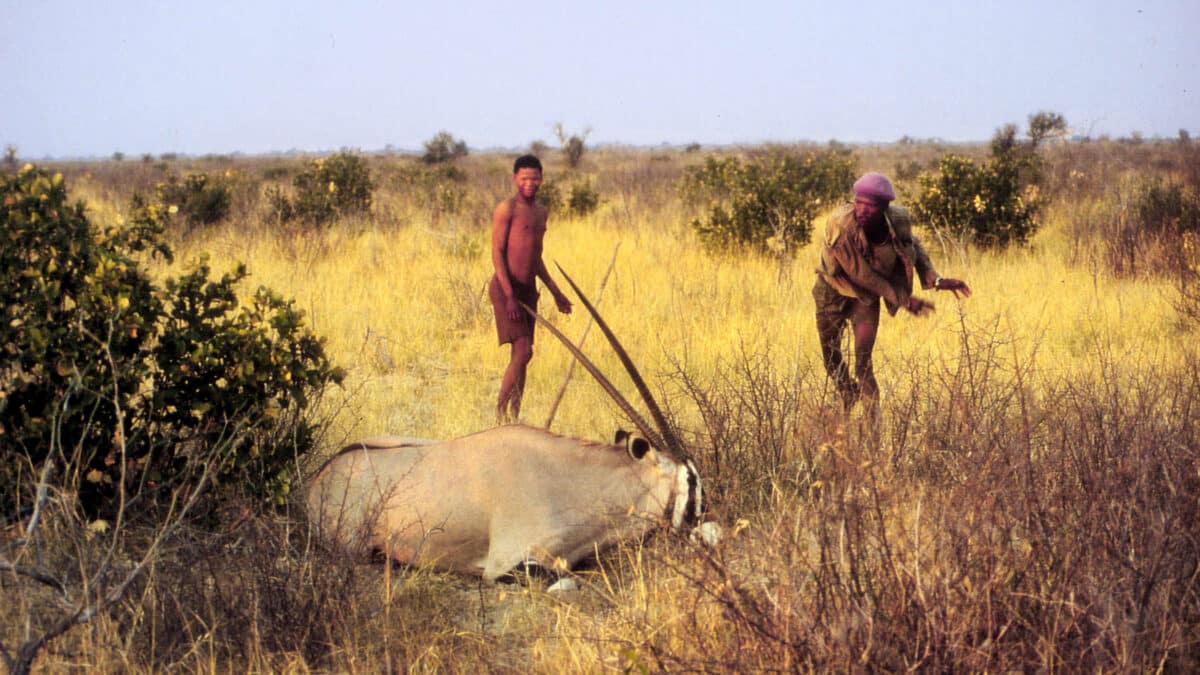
[4,138,1200,672]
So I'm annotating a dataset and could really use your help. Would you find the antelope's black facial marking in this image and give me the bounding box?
[671,460,704,530]
[685,460,703,528]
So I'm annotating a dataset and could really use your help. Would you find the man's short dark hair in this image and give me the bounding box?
[513,154,542,174]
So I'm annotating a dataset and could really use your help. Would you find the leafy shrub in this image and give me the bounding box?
[392,162,467,224]
[155,172,231,228]
[272,152,374,225]
[535,179,562,211]
[1074,174,1200,278]
[0,166,343,516]
[264,184,296,225]
[910,146,1041,248]
[1134,176,1200,235]
[679,149,855,255]
[422,131,468,164]
[566,178,602,217]
[1119,176,1200,316]
[526,176,600,217]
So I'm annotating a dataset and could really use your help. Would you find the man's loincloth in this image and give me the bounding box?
[489,275,539,345]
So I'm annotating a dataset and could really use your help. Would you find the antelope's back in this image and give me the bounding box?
[305,425,682,577]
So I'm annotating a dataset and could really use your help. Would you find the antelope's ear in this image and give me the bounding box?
[614,429,631,446]
[629,437,651,460]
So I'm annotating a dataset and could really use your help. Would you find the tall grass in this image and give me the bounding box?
[6,142,1198,671]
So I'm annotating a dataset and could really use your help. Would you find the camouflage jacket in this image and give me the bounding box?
[815,203,939,316]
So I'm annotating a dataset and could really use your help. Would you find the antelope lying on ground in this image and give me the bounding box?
[306,268,719,589]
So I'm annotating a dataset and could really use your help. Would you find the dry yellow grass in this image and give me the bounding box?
[158,185,1181,450]
[12,145,1197,672]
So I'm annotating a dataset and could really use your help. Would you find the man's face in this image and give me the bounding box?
[514,167,542,199]
[853,195,888,228]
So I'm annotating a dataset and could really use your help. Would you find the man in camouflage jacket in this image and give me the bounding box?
[813,172,971,415]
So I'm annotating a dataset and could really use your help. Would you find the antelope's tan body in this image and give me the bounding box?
[306,424,692,580]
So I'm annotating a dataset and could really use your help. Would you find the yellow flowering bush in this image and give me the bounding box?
[155,171,231,229]
[911,148,1041,248]
[1,166,343,514]
[270,151,374,225]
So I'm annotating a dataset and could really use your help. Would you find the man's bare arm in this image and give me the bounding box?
[535,259,573,314]
[491,200,520,320]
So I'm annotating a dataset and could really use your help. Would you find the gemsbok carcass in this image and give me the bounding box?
[306,267,720,589]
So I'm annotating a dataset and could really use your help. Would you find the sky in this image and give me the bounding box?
[2,0,1197,159]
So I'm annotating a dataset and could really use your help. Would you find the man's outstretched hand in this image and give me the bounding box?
[906,296,936,316]
[937,277,972,298]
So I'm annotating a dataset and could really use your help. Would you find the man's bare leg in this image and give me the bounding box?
[497,336,533,423]
[852,318,882,440]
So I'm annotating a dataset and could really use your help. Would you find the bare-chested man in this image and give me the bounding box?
[489,154,572,423]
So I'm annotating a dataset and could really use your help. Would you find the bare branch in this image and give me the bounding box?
[0,560,66,595]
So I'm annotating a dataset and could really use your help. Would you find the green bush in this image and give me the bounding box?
[155,172,231,229]
[1134,176,1200,235]
[679,149,856,255]
[421,131,468,164]
[0,166,343,516]
[566,178,601,217]
[263,184,296,225]
[272,152,374,225]
[527,176,600,218]
[910,144,1041,248]
[535,179,562,211]
[392,163,467,224]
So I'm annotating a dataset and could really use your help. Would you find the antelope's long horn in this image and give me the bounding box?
[554,264,688,460]
[520,302,670,454]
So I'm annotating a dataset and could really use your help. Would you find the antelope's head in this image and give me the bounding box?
[524,265,720,545]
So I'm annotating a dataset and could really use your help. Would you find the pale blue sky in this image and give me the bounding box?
[3,0,1196,158]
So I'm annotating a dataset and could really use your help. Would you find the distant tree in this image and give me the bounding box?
[1027,110,1068,147]
[554,123,591,169]
[3,145,16,171]
[422,131,468,164]
[529,140,549,157]
[991,124,1020,155]
[112,151,125,162]
[1179,129,1192,145]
